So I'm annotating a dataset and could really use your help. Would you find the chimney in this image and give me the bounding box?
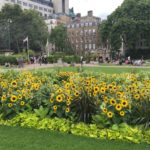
[88,10,93,17]
[76,13,81,18]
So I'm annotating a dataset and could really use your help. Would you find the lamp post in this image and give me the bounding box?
[7,19,12,50]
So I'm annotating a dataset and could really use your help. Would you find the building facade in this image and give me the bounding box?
[67,11,101,54]
[0,0,69,19]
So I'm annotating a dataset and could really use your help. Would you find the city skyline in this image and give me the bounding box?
[69,0,124,19]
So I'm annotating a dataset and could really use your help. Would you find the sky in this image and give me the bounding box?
[69,0,124,19]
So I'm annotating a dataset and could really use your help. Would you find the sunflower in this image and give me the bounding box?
[74,91,79,97]
[94,86,99,93]
[65,107,70,113]
[121,100,128,108]
[53,105,57,112]
[10,95,17,103]
[115,104,122,111]
[8,103,13,108]
[107,111,113,118]
[102,108,107,113]
[110,98,116,106]
[56,95,63,102]
[49,99,54,103]
[1,95,6,101]
[134,94,140,100]
[100,87,106,93]
[120,111,125,117]
[20,101,25,106]
[66,100,71,106]
[65,83,70,89]
[18,95,22,100]
[11,80,17,87]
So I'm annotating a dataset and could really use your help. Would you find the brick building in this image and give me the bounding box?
[67,11,101,54]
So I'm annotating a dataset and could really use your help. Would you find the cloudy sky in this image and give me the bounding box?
[69,0,124,19]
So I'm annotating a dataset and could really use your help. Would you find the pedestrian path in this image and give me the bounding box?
[14,63,150,70]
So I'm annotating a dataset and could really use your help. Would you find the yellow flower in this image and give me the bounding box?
[49,99,54,103]
[110,98,116,106]
[11,80,17,87]
[94,86,99,93]
[107,111,113,118]
[1,95,6,101]
[121,100,128,108]
[20,101,25,106]
[8,103,13,108]
[65,107,70,113]
[102,108,107,113]
[18,95,22,100]
[74,91,79,97]
[10,95,17,103]
[134,94,140,100]
[115,104,122,111]
[66,100,71,106]
[56,95,63,102]
[120,111,125,117]
[53,105,57,112]
[100,87,106,93]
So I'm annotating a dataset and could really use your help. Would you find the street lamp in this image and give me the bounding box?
[7,19,12,50]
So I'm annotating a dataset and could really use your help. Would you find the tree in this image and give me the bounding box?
[49,24,73,54]
[0,4,48,53]
[99,0,150,58]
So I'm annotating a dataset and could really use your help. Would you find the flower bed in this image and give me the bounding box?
[0,70,150,144]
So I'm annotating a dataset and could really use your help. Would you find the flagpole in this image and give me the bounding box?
[27,39,29,62]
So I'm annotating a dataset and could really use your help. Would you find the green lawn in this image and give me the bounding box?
[0,126,149,150]
[40,66,150,74]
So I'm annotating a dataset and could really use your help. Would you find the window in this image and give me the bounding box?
[44,8,47,12]
[39,7,43,10]
[29,4,33,8]
[89,22,92,26]
[85,22,88,26]
[34,5,38,9]
[81,23,84,27]
[89,44,92,50]
[72,24,74,28]
[11,0,15,3]
[17,0,21,4]
[93,44,95,49]
[23,2,27,6]
[76,24,79,27]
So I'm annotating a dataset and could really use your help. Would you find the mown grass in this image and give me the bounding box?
[40,66,150,74]
[0,125,149,150]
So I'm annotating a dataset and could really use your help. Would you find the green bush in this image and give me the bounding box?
[0,56,17,65]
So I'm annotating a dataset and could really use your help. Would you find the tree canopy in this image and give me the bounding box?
[49,24,73,54]
[0,4,48,53]
[99,0,150,58]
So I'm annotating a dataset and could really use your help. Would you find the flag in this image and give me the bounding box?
[23,36,28,43]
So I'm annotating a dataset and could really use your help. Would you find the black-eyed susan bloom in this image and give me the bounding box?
[11,80,17,88]
[102,108,107,113]
[74,91,79,97]
[20,101,25,106]
[115,104,122,111]
[65,107,70,113]
[120,111,125,117]
[10,95,17,103]
[1,95,6,101]
[53,105,57,112]
[134,94,140,100]
[100,87,106,93]
[8,103,13,108]
[94,86,99,93]
[56,95,63,102]
[121,99,128,108]
[110,98,116,106]
[107,111,113,118]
